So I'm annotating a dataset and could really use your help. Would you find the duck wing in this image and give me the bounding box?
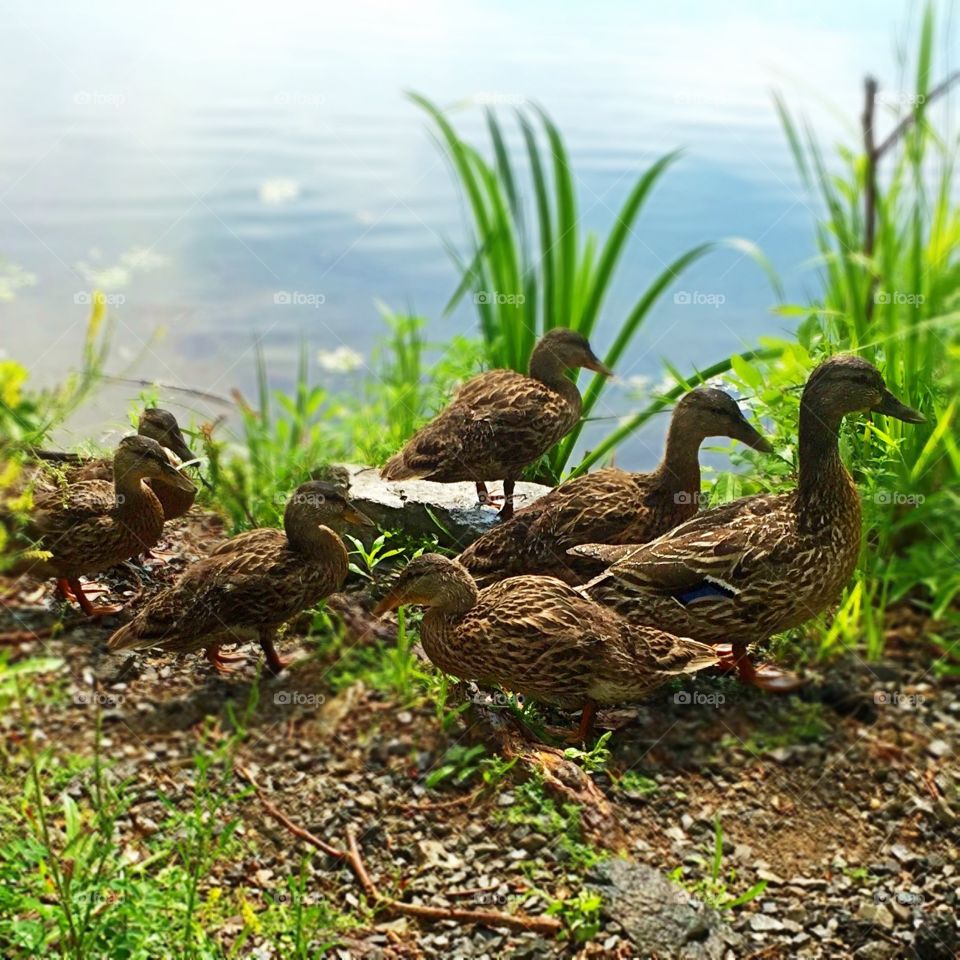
[576,491,793,599]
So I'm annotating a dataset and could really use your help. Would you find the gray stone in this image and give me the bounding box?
[588,859,743,958]
[912,914,959,960]
[339,464,551,549]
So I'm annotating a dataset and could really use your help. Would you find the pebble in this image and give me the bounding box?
[856,902,894,931]
[926,739,951,758]
[749,914,784,932]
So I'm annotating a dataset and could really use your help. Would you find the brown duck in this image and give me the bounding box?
[6,436,196,615]
[38,408,199,521]
[573,355,925,691]
[380,329,612,519]
[376,553,722,740]
[107,481,373,674]
[458,387,772,586]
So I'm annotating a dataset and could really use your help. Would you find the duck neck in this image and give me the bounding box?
[528,345,581,411]
[430,575,480,617]
[652,417,702,498]
[286,520,348,573]
[113,470,159,515]
[797,400,852,521]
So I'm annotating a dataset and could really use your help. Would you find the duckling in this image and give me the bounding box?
[107,481,373,674]
[375,554,721,740]
[458,387,772,586]
[380,329,612,519]
[6,436,196,616]
[574,355,926,690]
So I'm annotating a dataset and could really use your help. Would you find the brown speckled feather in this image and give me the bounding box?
[9,479,166,580]
[579,480,862,644]
[382,370,580,483]
[420,574,719,710]
[459,467,698,585]
[108,525,348,655]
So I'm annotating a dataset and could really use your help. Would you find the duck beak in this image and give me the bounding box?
[734,419,775,454]
[166,431,196,464]
[877,390,926,424]
[344,506,375,527]
[374,592,402,616]
[159,460,198,494]
[584,354,614,378]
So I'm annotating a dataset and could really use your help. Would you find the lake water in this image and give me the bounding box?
[0,0,932,468]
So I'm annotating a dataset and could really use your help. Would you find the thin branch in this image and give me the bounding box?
[874,69,960,160]
[236,764,563,936]
[100,375,238,408]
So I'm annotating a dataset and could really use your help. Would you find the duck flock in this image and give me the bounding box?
[4,330,925,739]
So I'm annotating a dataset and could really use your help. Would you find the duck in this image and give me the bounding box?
[107,481,373,674]
[380,329,612,519]
[35,408,199,521]
[375,553,723,741]
[572,355,926,691]
[458,387,772,586]
[5,436,197,616]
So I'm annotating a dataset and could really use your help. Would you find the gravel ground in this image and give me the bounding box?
[1,510,958,959]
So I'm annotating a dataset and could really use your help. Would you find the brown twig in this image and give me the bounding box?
[100,375,238,408]
[390,786,486,813]
[862,69,960,323]
[236,764,563,936]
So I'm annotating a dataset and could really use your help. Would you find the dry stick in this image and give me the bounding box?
[100,375,238,408]
[236,765,563,936]
[862,69,960,322]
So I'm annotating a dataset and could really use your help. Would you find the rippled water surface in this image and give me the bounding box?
[1,0,923,466]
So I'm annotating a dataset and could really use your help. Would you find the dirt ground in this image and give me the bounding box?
[1,510,957,959]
